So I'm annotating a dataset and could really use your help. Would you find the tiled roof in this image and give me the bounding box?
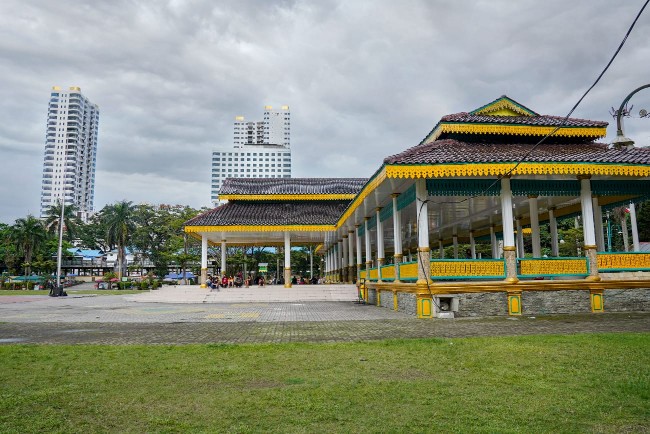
[440,112,608,128]
[219,178,368,195]
[384,139,650,165]
[185,201,349,227]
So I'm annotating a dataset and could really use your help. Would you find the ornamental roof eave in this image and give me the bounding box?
[218,177,368,197]
[420,118,608,144]
[184,200,351,229]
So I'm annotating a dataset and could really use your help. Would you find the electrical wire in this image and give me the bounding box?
[416,0,650,313]
[426,0,649,208]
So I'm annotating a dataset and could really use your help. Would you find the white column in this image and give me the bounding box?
[339,237,348,282]
[392,195,402,260]
[630,202,640,252]
[621,213,630,252]
[220,240,227,275]
[364,218,371,266]
[348,231,354,267]
[355,226,362,267]
[415,180,429,250]
[500,179,515,249]
[516,218,524,258]
[201,235,208,287]
[580,179,597,247]
[528,196,541,257]
[334,242,339,275]
[439,239,445,259]
[500,177,517,281]
[469,231,476,259]
[580,178,600,280]
[490,226,497,258]
[376,208,385,262]
[415,179,430,284]
[593,198,605,251]
[452,234,459,259]
[284,231,291,287]
[549,208,559,257]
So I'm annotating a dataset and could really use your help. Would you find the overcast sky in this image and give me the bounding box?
[1,0,649,224]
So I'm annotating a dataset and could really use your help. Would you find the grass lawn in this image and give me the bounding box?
[1,333,648,433]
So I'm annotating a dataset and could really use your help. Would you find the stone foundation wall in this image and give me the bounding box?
[603,288,650,312]
[522,290,591,315]
[397,292,417,316]
[367,288,377,306]
[380,290,393,309]
[377,287,650,318]
[454,292,508,318]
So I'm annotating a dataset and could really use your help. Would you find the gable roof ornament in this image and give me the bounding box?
[470,95,539,117]
[420,95,607,144]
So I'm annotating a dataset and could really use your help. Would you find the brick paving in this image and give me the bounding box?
[0,287,648,345]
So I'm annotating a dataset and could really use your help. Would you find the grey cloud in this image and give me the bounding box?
[0,0,649,223]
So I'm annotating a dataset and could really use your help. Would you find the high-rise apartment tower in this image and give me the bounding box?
[211,105,291,203]
[40,86,99,222]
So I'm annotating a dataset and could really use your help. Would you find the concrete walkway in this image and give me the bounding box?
[124,284,359,304]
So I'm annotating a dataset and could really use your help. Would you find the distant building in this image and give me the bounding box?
[40,86,99,222]
[211,105,291,204]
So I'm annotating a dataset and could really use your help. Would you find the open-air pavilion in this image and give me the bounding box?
[185,96,650,318]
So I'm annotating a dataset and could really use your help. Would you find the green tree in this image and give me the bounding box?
[10,215,48,277]
[43,201,82,242]
[101,201,136,280]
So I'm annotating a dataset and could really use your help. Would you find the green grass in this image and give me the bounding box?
[1,334,648,433]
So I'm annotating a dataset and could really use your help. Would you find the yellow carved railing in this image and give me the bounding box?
[518,258,588,277]
[430,260,505,279]
[380,264,395,281]
[398,262,419,281]
[368,268,378,281]
[597,253,650,271]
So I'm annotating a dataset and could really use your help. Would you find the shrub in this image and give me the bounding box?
[140,280,149,290]
[152,280,160,289]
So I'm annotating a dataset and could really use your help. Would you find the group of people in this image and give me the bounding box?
[205,273,265,290]
[205,273,322,289]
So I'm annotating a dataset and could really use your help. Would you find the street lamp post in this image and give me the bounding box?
[611,83,650,149]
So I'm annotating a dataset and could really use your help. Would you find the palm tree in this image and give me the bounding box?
[101,201,135,280]
[44,201,81,242]
[10,215,48,277]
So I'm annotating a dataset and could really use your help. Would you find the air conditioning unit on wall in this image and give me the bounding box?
[434,295,459,319]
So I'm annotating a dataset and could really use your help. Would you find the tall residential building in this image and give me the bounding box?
[211,105,291,203]
[233,105,290,147]
[40,86,99,222]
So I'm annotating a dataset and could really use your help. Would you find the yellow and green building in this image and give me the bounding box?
[185,96,650,318]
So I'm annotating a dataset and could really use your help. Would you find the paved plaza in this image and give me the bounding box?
[0,283,648,345]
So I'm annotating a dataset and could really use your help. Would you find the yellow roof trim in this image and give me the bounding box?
[424,124,606,144]
[385,162,650,179]
[218,193,356,201]
[185,224,335,233]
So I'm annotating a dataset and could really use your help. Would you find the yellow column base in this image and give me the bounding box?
[507,291,522,316]
[416,295,433,318]
[284,267,292,288]
[590,290,604,312]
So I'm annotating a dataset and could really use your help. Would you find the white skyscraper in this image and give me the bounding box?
[40,86,99,222]
[211,105,291,203]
